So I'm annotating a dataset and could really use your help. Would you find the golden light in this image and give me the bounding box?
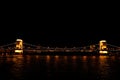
[15,50,23,53]
[15,39,23,54]
[99,40,108,54]
[99,51,108,54]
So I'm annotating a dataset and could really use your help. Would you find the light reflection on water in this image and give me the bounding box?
[0,54,120,80]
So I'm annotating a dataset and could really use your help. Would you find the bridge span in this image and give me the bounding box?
[0,39,120,55]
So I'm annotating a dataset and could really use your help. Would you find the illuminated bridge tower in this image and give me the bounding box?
[99,40,108,54]
[15,39,23,54]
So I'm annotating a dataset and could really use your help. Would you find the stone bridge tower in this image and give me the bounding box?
[15,39,23,54]
[99,40,108,54]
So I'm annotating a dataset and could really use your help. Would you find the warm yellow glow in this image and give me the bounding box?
[47,55,50,60]
[83,56,87,61]
[46,55,50,63]
[55,55,59,59]
[99,40,108,54]
[72,56,77,60]
[16,39,23,49]
[99,40,107,50]
[55,55,59,62]
[99,51,108,54]
[15,50,23,53]
[15,39,23,54]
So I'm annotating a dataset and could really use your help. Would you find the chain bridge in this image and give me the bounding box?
[0,39,120,55]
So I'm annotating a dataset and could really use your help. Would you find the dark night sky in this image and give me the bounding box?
[0,2,120,47]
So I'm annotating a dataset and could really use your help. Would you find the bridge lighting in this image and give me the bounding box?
[15,39,23,54]
[99,40,108,54]
[99,51,108,54]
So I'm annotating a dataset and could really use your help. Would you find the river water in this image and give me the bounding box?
[0,53,120,80]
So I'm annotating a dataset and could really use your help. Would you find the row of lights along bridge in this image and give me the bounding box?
[0,39,120,55]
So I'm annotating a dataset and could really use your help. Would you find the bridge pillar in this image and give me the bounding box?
[99,40,108,54]
[15,39,23,54]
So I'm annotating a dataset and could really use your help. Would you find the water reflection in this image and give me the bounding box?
[46,55,50,63]
[97,56,110,79]
[71,56,77,70]
[82,56,88,72]
[63,56,68,64]
[54,55,59,71]
[10,55,25,80]
[25,55,31,64]
[0,54,120,80]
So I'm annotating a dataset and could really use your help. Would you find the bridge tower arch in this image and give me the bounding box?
[15,39,23,54]
[99,40,108,54]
